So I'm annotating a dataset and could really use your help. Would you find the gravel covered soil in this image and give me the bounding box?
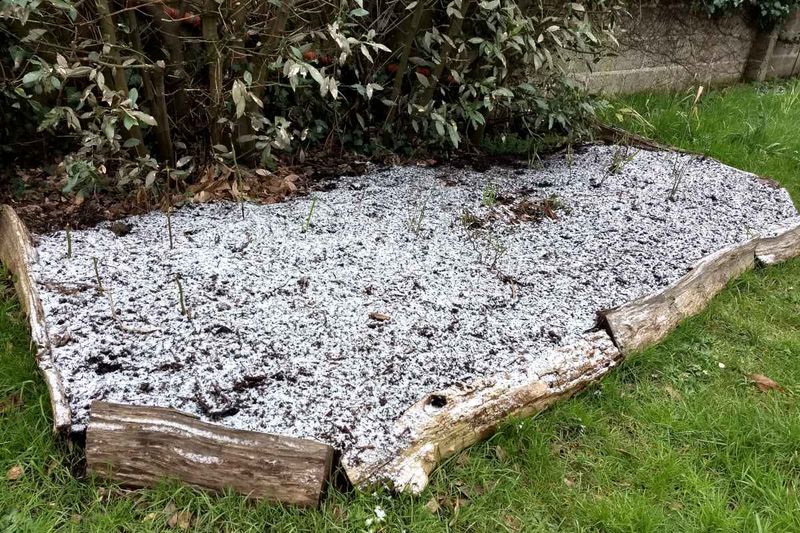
[29,145,798,470]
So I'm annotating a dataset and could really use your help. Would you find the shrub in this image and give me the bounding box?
[0,0,623,194]
[700,0,800,29]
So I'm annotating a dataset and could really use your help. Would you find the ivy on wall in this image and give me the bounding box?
[700,0,800,29]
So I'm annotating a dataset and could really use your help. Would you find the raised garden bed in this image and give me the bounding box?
[2,145,799,504]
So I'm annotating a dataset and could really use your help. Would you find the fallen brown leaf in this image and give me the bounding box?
[494,445,508,462]
[503,514,522,531]
[749,373,785,393]
[328,504,347,522]
[0,392,23,414]
[368,312,390,322]
[563,477,575,488]
[424,497,440,514]
[6,465,23,481]
[663,384,682,401]
[167,510,192,530]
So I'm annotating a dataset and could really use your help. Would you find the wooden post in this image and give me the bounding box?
[86,402,334,507]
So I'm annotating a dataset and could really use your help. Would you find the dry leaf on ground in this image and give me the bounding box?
[503,514,523,531]
[167,510,192,530]
[6,465,23,481]
[368,312,390,321]
[495,445,508,462]
[0,392,23,414]
[424,497,440,514]
[749,373,786,393]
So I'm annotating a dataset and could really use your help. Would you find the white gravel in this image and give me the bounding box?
[29,145,798,470]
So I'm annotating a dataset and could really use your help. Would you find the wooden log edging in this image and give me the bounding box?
[600,217,800,356]
[0,205,71,431]
[86,402,335,507]
[346,217,800,493]
[343,331,622,493]
[3,203,800,500]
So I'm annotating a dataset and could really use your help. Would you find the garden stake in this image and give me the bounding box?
[93,257,104,294]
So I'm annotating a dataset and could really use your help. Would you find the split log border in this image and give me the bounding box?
[1,202,799,499]
[343,216,800,492]
[0,205,71,431]
[86,401,334,507]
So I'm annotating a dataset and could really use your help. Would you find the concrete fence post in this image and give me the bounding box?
[744,29,779,82]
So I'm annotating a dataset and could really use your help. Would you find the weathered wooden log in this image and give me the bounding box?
[600,218,800,356]
[344,332,621,493]
[755,218,800,265]
[85,401,334,507]
[0,205,71,431]
[599,241,757,355]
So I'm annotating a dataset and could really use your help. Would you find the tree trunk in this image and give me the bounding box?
[127,10,174,164]
[95,0,147,157]
[202,0,223,147]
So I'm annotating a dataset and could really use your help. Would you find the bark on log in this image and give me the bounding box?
[344,332,621,493]
[600,241,757,355]
[601,218,800,356]
[85,401,334,507]
[0,205,71,431]
[755,218,800,265]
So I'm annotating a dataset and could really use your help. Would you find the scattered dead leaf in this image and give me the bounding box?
[110,221,132,237]
[503,514,522,531]
[0,392,23,414]
[142,512,158,523]
[749,373,785,393]
[669,502,684,511]
[328,504,347,522]
[663,384,682,401]
[70,514,82,524]
[167,510,192,530]
[6,465,23,481]
[494,445,508,462]
[425,497,440,514]
[368,312,390,322]
[563,477,575,488]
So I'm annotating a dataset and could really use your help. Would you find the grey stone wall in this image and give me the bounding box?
[567,2,799,94]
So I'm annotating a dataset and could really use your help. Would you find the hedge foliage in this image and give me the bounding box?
[701,0,800,29]
[1,0,623,195]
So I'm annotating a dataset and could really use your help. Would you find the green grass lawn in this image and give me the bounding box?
[2,81,800,532]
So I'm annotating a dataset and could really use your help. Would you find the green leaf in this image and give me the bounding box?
[350,7,369,16]
[22,71,43,86]
[232,79,247,118]
[21,29,48,42]
[131,111,157,126]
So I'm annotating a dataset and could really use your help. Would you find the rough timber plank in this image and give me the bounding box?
[86,401,334,507]
[0,205,71,430]
[344,332,621,493]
